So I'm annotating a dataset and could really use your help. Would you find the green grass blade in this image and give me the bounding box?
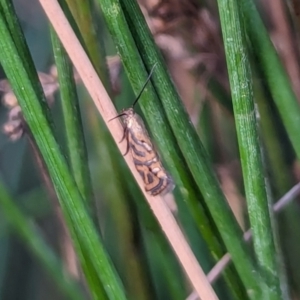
[253,71,292,197]
[51,29,93,204]
[0,0,38,78]
[216,0,283,298]
[63,0,109,85]
[96,0,250,297]
[60,1,156,297]
[0,181,85,300]
[241,0,300,160]
[97,0,228,264]
[97,0,263,296]
[58,1,157,298]
[0,2,127,299]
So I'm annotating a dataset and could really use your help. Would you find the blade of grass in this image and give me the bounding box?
[65,7,239,295]
[96,0,250,298]
[38,0,218,298]
[0,180,85,300]
[216,0,283,298]
[241,0,300,159]
[112,0,263,297]
[244,0,300,290]
[252,69,292,197]
[60,1,155,297]
[124,172,190,299]
[63,0,109,86]
[51,29,93,205]
[0,0,39,81]
[0,2,127,299]
[253,71,300,294]
[97,1,226,270]
[142,228,186,300]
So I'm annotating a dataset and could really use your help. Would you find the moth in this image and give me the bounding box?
[110,65,174,196]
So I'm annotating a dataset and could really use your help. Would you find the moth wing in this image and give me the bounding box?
[130,113,175,196]
[133,113,153,150]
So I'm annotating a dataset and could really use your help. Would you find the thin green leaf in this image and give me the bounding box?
[0,181,84,300]
[96,0,251,297]
[63,0,109,85]
[216,0,283,298]
[98,0,262,297]
[0,2,127,299]
[242,0,300,159]
[51,29,93,204]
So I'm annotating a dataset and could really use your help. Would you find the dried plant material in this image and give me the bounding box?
[1,68,60,107]
[37,71,59,104]
[2,105,24,141]
[145,1,226,78]
[1,91,19,109]
[38,1,219,297]
[144,0,199,35]
[139,0,229,125]
[1,66,60,141]
[187,182,300,300]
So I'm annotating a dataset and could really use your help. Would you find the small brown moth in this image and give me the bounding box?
[110,65,174,196]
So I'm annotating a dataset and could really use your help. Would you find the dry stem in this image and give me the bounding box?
[38,0,217,299]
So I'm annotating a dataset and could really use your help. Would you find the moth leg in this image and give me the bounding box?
[122,128,130,156]
[119,127,127,143]
[123,140,130,156]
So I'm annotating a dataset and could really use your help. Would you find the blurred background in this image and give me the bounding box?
[1,0,300,299]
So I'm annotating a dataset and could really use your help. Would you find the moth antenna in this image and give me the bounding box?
[108,112,127,122]
[132,63,158,108]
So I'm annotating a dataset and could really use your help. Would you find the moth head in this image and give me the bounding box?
[119,108,135,126]
[109,107,134,124]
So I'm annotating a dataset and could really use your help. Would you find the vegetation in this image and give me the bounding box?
[0,0,300,299]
